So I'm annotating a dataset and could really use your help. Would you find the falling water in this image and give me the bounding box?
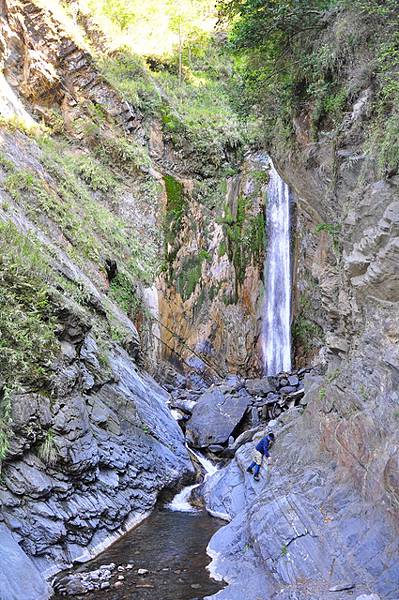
[261,161,292,375]
[166,446,218,513]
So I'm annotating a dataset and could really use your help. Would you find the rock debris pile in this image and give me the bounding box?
[169,367,316,455]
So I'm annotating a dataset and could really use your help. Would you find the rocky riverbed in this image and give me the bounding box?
[53,508,225,600]
[5,364,398,600]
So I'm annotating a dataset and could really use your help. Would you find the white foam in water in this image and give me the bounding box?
[261,160,292,376]
[170,408,183,421]
[166,445,218,513]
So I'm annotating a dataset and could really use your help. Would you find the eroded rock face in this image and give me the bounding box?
[0,338,193,582]
[159,154,268,378]
[203,378,399,600]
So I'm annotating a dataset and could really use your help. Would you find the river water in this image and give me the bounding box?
[61,508,224,600]
[55,452,224,600]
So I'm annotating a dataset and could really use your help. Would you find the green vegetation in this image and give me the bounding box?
[0,222,58,388]
[163,174,187,268]
[281,544,288,557]
[0,222,59,462]
[99,52,162,115]
[319,387,327,400]
[315,222,342,256]
[292,315,323,353]
[218,0,399,176]
[359,383,370,400]
[71,153,119,192]
[100,41,245,174]
[175,254,205,301]
[326,368,341,383]
[37,429,57,465]
[219,196,265,292]
[109,272,141,320]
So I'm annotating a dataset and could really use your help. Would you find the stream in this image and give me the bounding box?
[54,449,225,600]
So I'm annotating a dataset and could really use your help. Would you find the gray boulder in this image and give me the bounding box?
[186,388,250,448]
[0,524,51,600]
[245,377,276,396]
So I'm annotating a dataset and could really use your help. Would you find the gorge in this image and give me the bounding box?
[0,1,398,600]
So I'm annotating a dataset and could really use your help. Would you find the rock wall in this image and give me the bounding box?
[204,376,399,600]
[159,153,268,379]
[1,333,192,580]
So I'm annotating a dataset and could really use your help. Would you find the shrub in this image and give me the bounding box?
[0,222,59,463]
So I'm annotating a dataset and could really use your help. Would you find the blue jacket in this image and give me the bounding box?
[256,436,271,457]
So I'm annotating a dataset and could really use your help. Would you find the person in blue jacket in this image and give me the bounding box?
[246,432,275,481]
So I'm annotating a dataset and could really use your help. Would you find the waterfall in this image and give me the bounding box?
[261,161,292,376]
[166,446,218,513]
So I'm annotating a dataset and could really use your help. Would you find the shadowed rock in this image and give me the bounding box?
[186,388,251,448]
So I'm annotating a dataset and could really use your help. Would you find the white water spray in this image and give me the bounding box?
[166,446,218,513]
[261,161,292,375]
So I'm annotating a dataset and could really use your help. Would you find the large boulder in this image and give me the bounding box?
[245,378,276,397]
[0,524,51,600]
[186,388,250,448]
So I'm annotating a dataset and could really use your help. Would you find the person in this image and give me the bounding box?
[246,432,275,481]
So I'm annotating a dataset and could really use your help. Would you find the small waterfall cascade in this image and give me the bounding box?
[261,160,292,375]
[166,446,218,513]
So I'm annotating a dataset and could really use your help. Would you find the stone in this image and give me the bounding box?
[100,581,110,589]
[245,378,276,396]
[208,445,225,454]
[279,385,297,394]
[186,388,250,448]
[355,595,381,600]
[137,568,149,575]
[261,405,269,419]
[329,583,355,592]
[250,406,260,427]
[0,524,51,600]
[60,341,77,362]
[80,335,100,369]
[288,375,299,386]
[169,397,196,414]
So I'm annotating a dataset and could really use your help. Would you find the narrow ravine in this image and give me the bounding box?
[54,447,225,600]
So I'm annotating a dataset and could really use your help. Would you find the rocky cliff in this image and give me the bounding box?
[200,5,399,600]
[0,0,268,593]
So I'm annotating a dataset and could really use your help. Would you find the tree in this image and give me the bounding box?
[167,0,215,84]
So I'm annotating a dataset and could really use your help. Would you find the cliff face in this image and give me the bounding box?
[202,7,399,600]
[0,0,266,590]
[159,153,267,379]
